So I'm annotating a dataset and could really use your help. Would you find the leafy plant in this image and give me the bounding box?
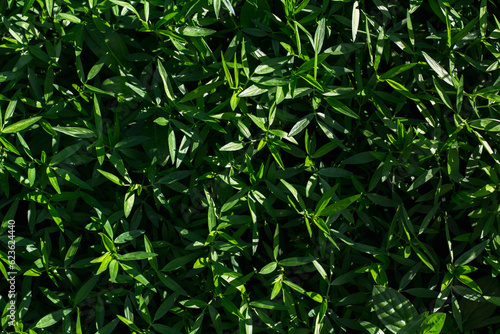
[1,0,500,333]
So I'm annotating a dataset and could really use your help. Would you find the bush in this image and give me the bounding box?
[1,0,500,333]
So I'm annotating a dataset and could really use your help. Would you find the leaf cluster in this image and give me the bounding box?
[1,0,500,333]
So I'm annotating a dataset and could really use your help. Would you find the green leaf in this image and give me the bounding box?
[116,251,158,261]
[221,51,234,89]
[484,295,500,307]
[28,45,52,65]
[119,262,157,292]
[94,319,119,334]
[157,60,175,101]
[315,184,339,215]
[407,10,415,47]
[56,12,81,24]
[116,314,142,332]
[168,125,176,163]
[249,300,289,311]
[311,141,341,158]
[386,79,419,101]
[374,28,385,71]
[254,56,292,75]
[454,240,489,267]
[108,0,140,18]
[0,136,20,155]
[469,118,500,132]
[318,167,353,178]
[472,184,496,197]
[213,0,221,18]
[221,0,235,15]
[419,313,446,334]
[298,73,323,91]
[154,292,179,322]
[352,1,360,42]
[283,279,306,295]
[407,168,440,191]
[114,136,150,149]
[2,116,41,134]
[157,272,188,296]
[39,287,63,307]
[46,166,61,194]
[278,256,317,267]
[399,263,422,290]
[220,141,245,151]
[451,17,478,46]
[314,18,326,53]
[162,252,203,272]
[480,0,487,37]
[52,126,95,138]
[372,285,418,333]
[280,179,302,207]
[421,51,453,86]
[47,203,63,231]
[114,230,145,243]
[157,170,192,185]
[451,294,463,331]
[64,235,82,267]
[151,324,183,334]
[254,308,285,333]
[318,194,361,216]
[324,42,364,55]
[259,262,277,275]
[153,117,167,126]
[220,297,244,319]
[248,114,267,132]
[432,76,454,110]
[179,81,223,103]
[124,185,135,218]
[22,0,36,15]
[4,99,18,125]
[380,63,419,80]
[49,143,83,166]
[207,191,216,232]
[239,84,267,97]
[74,276,99,306]
[35,309,72,328]
[53,168,93,191]
[288,114,313,137]
[97,169,125,186]
[99,233,116,253]
[325,98,359,119]
[456,274,482,293]
[87,55,109,81]
[179,26,216,37]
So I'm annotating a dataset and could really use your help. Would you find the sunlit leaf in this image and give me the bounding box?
[372,286,418,333]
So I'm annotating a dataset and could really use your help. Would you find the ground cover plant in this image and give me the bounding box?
[1,0,500,333]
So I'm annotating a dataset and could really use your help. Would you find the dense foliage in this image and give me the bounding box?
[1,0,500,333]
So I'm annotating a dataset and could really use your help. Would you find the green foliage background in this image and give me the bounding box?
[1,0,500,333]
